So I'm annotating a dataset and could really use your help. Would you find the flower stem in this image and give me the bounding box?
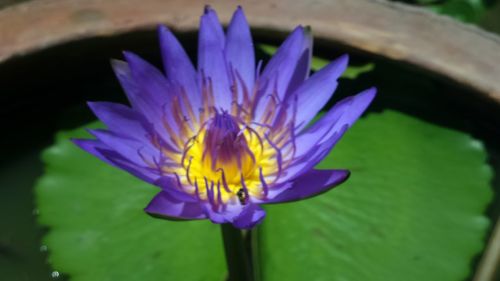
[248,225,261,281]
[221,224,259,281]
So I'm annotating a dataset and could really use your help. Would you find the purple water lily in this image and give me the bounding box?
[74,6,376,229]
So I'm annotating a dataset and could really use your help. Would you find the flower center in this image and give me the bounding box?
[179,112,273,204]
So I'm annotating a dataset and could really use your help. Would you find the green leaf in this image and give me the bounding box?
[258,44,374,79]
[392,0,488,24]
[430,0,486,23]
[36,110,493,281]
[35,123,226,281]
[262,110,492,281]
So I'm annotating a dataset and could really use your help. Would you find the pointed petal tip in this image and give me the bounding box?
[86,101,112,113]
[158,24,175,40]
[86,101,134,121]
[336,169,351,185]
[85,128,97,136]
[86,102,102,118]
[265,169,351,204]
[294,25,305,32]
[71,138,108,155]
[122,50,135,61]
[86,101,98,110]
[338,54,349,65]
[157,24,168,33]
[86,128,111,140]
[362,86,378,101]
[144,205,155,215]
[71,138,90,152]
[325,54,349,75]
[110,59,128,73]
[110,58,125,66]
[157,25,170,41]
[122,51,145,65]
[144,205,187,222]
[199,5,224,40]
[231,5,248,21]
[235,5,244,13]
[144,203,164,220]
[144,191,206,221]
[71,138,88,147]
[203,5,217,16]
[121,51,140,67]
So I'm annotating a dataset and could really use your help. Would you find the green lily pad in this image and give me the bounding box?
[429,0,486,23]
[392,0,487,24]
[262,110,492,281]
[35,110,492,281]
[35,123,226,281]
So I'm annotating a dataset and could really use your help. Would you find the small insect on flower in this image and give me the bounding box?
[74,6,376,229]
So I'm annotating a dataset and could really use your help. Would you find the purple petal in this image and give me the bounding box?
[158,25,201,117]
[145,172,205,221]
[254,26,311,121]
[225,6,255,101]
[202,6,225,45]
[232,203,266,229]
[87,102,151,139]
[202,202,266,229]
[111,58,180,147]
[276,88,375,183]
[154,177,199,203]
[203,207,228,224]
[295,87,377,156]
[284,28,313,97]
[72,139,116,167]
[122,51,187,142]
[201,201,240,224]
[86,101,178,152]
[252,181,293,204]
[145,191,206,220]
[88,129,159,167]
[73,139,158,183]
[278,125,349,184]
[198,6,231,110]
[291,54,349,131]
[266,169,349,203]
[260,26,310,96]
[111,59,142,106]
[116,53,171,118]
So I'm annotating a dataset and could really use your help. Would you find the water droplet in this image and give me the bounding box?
[40,245,48,252]
[51,271,60,278]
[470,139,483,150]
